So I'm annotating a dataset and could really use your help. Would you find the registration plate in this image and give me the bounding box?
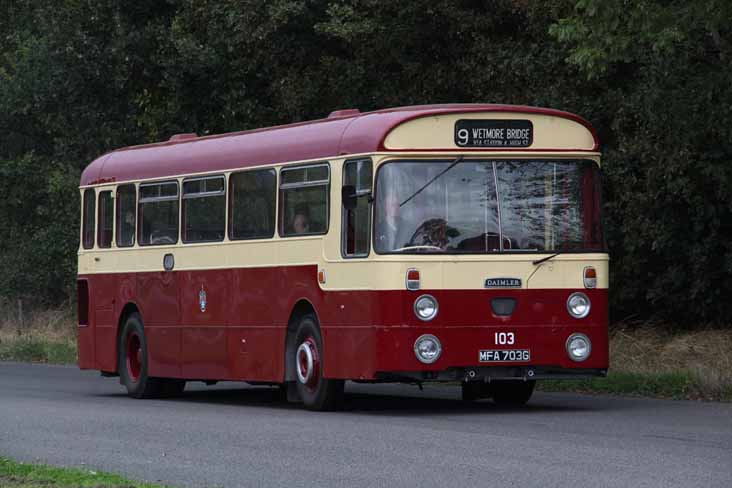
[479,349,530,362]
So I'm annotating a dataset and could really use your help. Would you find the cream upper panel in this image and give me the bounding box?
[321,255,608,291]
[383,113,596,151]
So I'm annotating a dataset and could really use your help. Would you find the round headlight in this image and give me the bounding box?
[567,292,591,319]
[566,333,592,362]
[414,294,438,321]
[414,334,442,364]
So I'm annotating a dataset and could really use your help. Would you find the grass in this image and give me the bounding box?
[0,305,77,364]
[539,326,732,401]
[0,303,730,401]
[0,457,166,488]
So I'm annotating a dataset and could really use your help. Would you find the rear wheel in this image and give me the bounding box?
[118,313,185,398]
[293,314,344,411]
[490,380,535,406]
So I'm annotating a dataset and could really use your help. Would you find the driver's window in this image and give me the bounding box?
[342,158,372,257]
[138,181,179,246]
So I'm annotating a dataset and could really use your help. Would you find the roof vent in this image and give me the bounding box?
[328,109,360,118]
[169,133,198,142]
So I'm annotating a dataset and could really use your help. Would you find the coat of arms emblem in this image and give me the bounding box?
[199,286,207,312]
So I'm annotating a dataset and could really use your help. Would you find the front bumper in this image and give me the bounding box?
[376,365,608,383]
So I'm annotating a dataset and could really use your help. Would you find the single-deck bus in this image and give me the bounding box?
[77,104,608,410]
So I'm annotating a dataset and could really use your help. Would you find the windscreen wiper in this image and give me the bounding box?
[399,156,464,208]
[532,252,562,266]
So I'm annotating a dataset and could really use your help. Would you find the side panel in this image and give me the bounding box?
[228,265,284,382]
[76,277,95,369]
[136,270,180,377]
[92,273,119,372]
[179,269,230,379]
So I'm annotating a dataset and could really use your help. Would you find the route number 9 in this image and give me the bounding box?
[457,128,469,146]
[494,332,515,345]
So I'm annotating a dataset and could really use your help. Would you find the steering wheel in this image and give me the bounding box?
[408,218,451,249]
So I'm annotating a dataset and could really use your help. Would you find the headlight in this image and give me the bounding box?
[414,334,442,364]
[414,294,438,321]
[566,333,592,362]
[567,292,591,319]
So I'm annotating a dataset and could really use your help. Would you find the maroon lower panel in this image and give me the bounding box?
[78,266,608,382]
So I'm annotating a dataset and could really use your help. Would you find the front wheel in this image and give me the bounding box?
[293,314,344,411]
[490,380,535,406]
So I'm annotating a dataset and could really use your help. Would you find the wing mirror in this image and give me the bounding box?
[342,185,357,210]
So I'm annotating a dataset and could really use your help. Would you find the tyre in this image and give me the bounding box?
[461,381,491,402]
[490,380,535,406]
[118,313,163,399]
[293,314,344,411]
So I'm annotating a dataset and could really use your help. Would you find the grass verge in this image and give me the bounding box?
[539,371,731,401]
[0,457,166,488]
[0,306,77,364]
[1,305,730,401]
[539,326,732,401]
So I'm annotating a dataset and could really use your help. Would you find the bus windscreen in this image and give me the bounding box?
[374,159,603,254]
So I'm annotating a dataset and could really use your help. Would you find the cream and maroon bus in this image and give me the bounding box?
[77,104,608,410]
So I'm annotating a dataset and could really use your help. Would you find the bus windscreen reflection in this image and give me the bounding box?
[373,160,604,254]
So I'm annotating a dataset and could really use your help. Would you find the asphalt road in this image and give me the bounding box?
[1,362,731,488]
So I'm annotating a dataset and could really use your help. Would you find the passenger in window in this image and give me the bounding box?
[121,211,135,246]
[292,205,310,235]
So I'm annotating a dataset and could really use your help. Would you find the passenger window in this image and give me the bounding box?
[82,189,95,249]
[342,158,372,257]
[97,191,114,248]
[182,176,225,243]
[279,164,330,237]
[229,169,276,240]
[116,184,136,247]
[138,181,179,246]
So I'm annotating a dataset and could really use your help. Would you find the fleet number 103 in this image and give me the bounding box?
[495,332,515,345]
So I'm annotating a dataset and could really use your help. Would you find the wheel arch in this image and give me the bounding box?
[284,298,320,382]
[112,302,142,374]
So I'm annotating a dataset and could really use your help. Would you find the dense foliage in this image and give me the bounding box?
[1,0,730,326]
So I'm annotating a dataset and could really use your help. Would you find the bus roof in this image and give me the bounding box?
[80,104,599,186]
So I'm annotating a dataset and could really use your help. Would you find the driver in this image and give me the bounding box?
[376,193,404,251]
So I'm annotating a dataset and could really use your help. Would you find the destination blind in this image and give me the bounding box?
[455,119,533,148]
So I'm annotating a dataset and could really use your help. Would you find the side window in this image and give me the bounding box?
[182,176,225,243]
[279,164,330,237]
[82,189,95,249]
[138,181,179,246]
[342,158,373,257]
[229,169,276,240]
[97,191,114,248]
[116,184,136,247]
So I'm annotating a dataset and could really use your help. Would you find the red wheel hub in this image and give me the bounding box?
[296,337,320,392]
[125,331,142,382]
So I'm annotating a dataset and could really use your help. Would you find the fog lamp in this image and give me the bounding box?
[414,334,442,364]
[566,333,592,362]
